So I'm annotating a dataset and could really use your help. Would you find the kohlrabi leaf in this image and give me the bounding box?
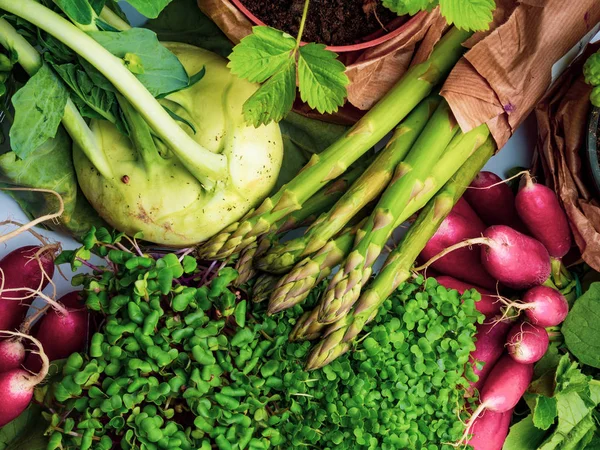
[297,43,349,114]
[53,0,95,26]
[532,396,558,431]
[438,0,495,31]
[503,414,547,450]
[145,0,232,58]
[0,404,46,450]
[123,0,174,19]
[9,64,68,159]
[228,27,296,83]
[88,28,189,97]
[0,127,105,238]
[382,0,438,15]
[89,0,107,15]
[51,62,118,123]
[242,57,296,128]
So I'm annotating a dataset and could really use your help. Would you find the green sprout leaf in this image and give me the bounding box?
[382,0,437,15]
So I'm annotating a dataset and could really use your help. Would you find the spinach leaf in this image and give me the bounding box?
[0,126,105,238]
[88,28,188,97]
[563,283,600,368]
[145,0,233,58]
[9,64,68,159]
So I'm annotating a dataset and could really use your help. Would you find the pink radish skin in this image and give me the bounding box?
[0,339,26,373]
[506,322,549,364]
[522,286,569,327]
[25,291,88,372]
[464,171,526,231]
[0,245,56,332]
[0,332,49,427]
[435,276,501,318]
[480,225,551,290]
[452,198,487,230]
[420,205,496,289]
[467,318,513,396]
[467,408,514,450]
[515,174,571,258]
[461,356,534,445]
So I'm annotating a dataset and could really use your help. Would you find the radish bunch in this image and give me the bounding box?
[0,243,90,426]
[417,171,574,448]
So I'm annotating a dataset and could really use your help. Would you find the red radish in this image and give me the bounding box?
[436,276,501,318]
[452,198,487,229]
[0,245,57,332]
[479,226,551,290]
[0,331,49,427]
[464,171,525,231]
[419,205,496,289]
[506,321,549,364]
[517,286,569,327]
[25,291,88,372]
[467,408,514,450]
[515,173,571,258]
[461,355,533,445]
[467,318,513,397]
[0,339,26,373]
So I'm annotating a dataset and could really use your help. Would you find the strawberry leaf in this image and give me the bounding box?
[228,26,296,83]
[242,58,296,127]
[297,43,349,114]
[438,0,495,31]
[382,0,439,16]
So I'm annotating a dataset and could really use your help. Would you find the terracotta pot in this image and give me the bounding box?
[230,0,426,53]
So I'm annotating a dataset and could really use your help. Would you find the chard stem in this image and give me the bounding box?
[0,18,112,178]
[0,0,227,189]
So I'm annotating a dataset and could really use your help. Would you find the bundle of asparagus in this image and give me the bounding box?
[198,27,497,368]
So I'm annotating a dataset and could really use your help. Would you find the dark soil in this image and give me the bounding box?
[240,0,401,46]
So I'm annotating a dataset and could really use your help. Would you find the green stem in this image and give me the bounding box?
[0,18,112,178]
[294,0,311,52]
[199,27,472,260]
[305,136,496,370]
[99,7,131,31]
[317,100,461,324]
[1,0,227,189]
[256,95,441,274]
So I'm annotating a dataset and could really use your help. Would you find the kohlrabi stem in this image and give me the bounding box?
[294,0,311,52]
[0,18,112,178]
[99,7,131,31]
[0,0,227,190]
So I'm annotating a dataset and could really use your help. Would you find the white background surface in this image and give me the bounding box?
[0,6,598,298]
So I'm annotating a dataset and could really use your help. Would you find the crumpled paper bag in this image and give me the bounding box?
[533,42,600,271]
[441,0,600,149]
[197,0,448,115]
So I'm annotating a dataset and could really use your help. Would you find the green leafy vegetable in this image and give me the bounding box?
[124,0,174,19]
[383,0,495,32]
[53,0,95,26]
[88,28,189,97]
[9,64,68,158]
[583,51,600,107]
[562,282,600,368]
[228,2,350,127]
[0,404,47,450]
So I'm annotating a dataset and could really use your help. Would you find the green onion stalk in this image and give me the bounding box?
[255,94,442,274]
[197,28,472,260]
[305,137,496,370]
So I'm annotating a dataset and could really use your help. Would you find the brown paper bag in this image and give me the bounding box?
[197,0,447,115]
[534,43,600,271]
[441,0,600,149]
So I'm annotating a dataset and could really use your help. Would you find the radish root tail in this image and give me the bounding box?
[0,330,49,383]
[466,170,532,190]
[0,188,65,244]
[0,286,69,316]
[414,237,493,272]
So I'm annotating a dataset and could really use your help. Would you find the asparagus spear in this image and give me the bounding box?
[255,95,441,274]
[197,28,472,260]
[234,162,368,286]
[266,122,492,316]
[317,101,462,324]
[305,137,496,370]
[267,227,356,315]
[289,308,325,342]
[251,273,280,303]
